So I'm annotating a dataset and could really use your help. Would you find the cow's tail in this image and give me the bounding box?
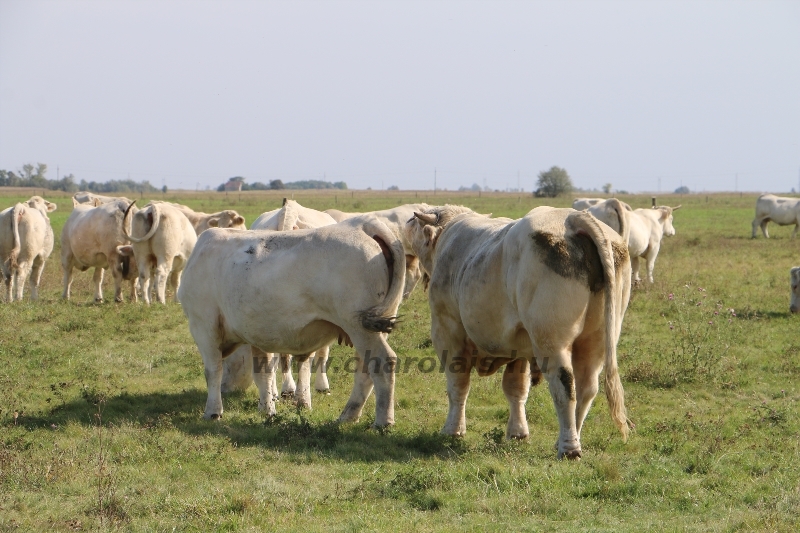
[7,204,24,269]
[276,198,300,232]
[605,198,630,244]
[123,200,160,243]
[357,216,406,334]
[568,211,630,442]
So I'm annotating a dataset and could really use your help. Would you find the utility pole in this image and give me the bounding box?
[517,170,520,192]
[434,168,437,194]
[735,173,738,192]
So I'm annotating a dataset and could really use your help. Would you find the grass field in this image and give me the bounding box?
[1,188,798,531]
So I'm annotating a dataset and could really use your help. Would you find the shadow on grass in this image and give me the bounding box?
[19,388,469,463]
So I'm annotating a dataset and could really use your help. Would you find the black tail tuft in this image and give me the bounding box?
[359,307,399,334]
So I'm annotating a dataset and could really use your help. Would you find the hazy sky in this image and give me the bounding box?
[1,0,798,193]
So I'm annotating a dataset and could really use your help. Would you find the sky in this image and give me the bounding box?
[0,0,798,193]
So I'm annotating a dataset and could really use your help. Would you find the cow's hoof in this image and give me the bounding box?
[280,390,295,399]
[203,413,222,421]
[94,298,104,303]
[559,449,582,461]
[507,433,529,440]
[316,388,331,395]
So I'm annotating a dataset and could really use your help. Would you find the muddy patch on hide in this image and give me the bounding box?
[611,241,629,270]
[559,367,575,400]
[531,231,604,292]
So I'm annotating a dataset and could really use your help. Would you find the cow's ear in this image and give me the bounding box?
[672,205,682,211]
[234,215,244,225]
[46,201,57,212]
[423,225,438,246]
[117,245,134,257]
[72,198,80,207]
[92,198,102,207]
[208,217,220,227]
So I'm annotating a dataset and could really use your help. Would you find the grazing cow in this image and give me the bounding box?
[179,217,405,425]
[61,199,138,302]
[790,267,800,314]
[406,205,631,459]
[73,192,131,206]
[0,196,57,301]
[159,202,246,235]
[752,194,800,238]
[572,198,604,211]
[589,200,680,284]
[117,201,197,304]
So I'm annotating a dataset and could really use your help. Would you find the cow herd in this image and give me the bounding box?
[0,191,795,459]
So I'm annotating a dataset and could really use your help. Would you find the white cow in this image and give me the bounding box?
[73,192,132,206]
[589,200,680,284]
[251,198,338,230]
[223,201,432,403]
[406,205,631,459]
[752,194,800,238]
[158,202,246,235]
[790,267,800,314]
[117,201,197,304]
[327,203,430,298]
[61,199,139,302]
[178,217,406,426]
[0,196,57,301]
[572,198,604,211]
[221,199,338,403]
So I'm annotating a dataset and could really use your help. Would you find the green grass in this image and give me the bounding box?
[1,189,799,531]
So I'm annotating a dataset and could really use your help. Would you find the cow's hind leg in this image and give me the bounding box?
[2,265,11,303]
[251,346,278,416]
[188,320,228,420]
[761,219,770,238]
[29,256,45,301]
[502,359,531,439]
[13,262,31,302]
[337,347,383,425]
[347,334,397,428]
[280,354,296,397]
[92,267,105,302]
[572,330,605,438]
[313,345,331,393]
[61,261,74,300]
[293,353,313,409]
[154,259,174,304]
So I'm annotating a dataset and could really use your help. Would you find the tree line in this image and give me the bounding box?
[218,177,348,191]
[0,164,159,194]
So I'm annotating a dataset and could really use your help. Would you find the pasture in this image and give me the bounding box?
[0,189,798,531]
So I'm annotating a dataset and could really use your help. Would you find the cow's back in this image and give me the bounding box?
[756,194,800,225]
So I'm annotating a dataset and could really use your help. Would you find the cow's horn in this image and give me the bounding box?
[414,212,438,225]
[672,204,682,210]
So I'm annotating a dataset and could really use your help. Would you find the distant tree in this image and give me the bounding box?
[269,179,285,190]
[602,183,612,194]
[535,166,573,198]
[387,185,399,191]
[162,185,168,194]
[674,185,690,194]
